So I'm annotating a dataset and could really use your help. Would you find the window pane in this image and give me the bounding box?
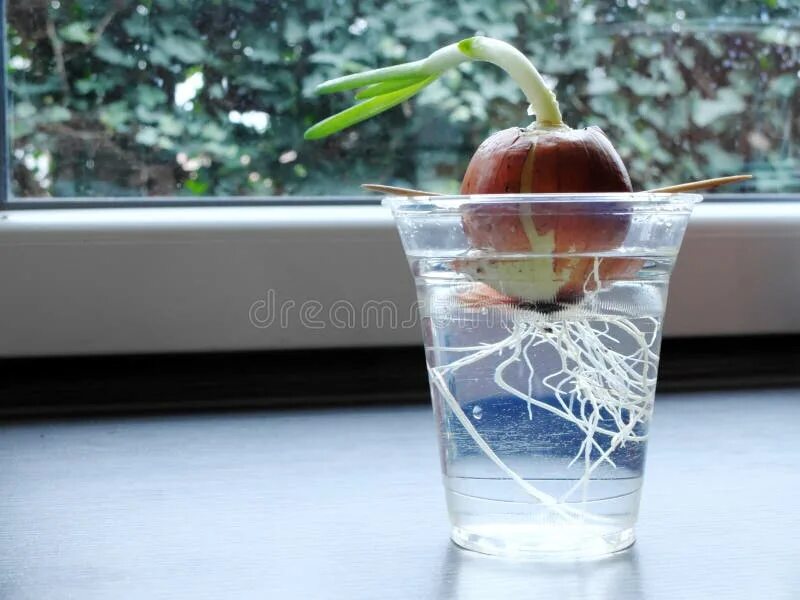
[7,1,800,199]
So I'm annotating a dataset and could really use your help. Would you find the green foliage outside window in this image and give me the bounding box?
[7,0,800,198]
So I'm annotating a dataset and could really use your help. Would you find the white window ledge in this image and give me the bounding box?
[1,202,798,357]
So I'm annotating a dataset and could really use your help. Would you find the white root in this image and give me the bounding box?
[429,340,614,525]
[428,268,661,524]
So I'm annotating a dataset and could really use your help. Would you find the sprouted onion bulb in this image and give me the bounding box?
[305,36,639,306]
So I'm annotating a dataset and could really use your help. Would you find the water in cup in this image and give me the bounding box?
[417,254,671,558]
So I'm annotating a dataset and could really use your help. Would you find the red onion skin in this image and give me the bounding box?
[458,126,639,304]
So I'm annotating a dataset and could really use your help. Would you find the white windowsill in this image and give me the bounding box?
[1,202,798,357]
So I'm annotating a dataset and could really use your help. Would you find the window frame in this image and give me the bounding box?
[1,201,799,358]
[1,0,8,206]
[1,3,799,358]
[1,193,798,210]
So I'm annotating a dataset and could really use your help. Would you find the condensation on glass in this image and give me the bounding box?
[5,1,800,199]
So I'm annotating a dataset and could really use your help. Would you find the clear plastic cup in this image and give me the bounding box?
[385,193,701,559]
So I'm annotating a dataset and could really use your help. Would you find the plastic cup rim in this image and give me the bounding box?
[383,192,702,215]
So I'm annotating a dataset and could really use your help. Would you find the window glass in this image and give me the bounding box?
[7,1,800,198]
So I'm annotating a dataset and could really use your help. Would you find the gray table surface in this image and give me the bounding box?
[1,389,799,600]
